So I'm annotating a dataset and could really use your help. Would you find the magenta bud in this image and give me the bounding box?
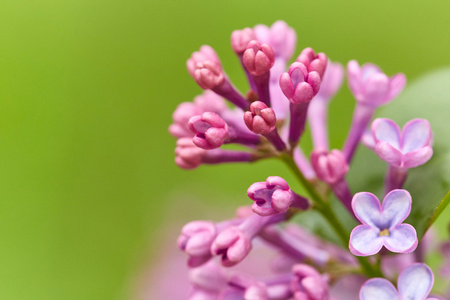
[175,138,206,170]
[296,47,328,78]
[311,149,349,185]
[178,221,217,267]
[187,45,221,78]
[279,62,321,104]
[210,226,252,267]
[243,40,275,76]
[291,264,329,300]
[188,112,228,150]
[193,61,225,90]
[347,60,406,107]
[231,27,256,54]
[243,101,276,134]
[247,176,293,216]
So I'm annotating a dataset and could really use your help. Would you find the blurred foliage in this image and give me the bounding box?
[0,0,450,299]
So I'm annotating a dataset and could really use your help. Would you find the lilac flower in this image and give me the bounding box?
[342,61,406,163]
[347,60,406,107]
[359,263,438,300]
[349,189,417,256]
[371,118,433,169]
[189,112,229,150]
[243,40,275,77]
[247,176,310,216]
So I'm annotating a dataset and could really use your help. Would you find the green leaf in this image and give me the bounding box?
[349,68,450,238]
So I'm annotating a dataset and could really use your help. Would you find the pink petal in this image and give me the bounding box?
[387,73,406,101]
[375,141,403,167]
[360,278,399,300]
[402,146,433,168]
[397,263,434,300]
[349,225,383,256]
[364,72,389,105]
[352,192,382,227]
[372,118,401,150]
[382,189,412,228]
[401,119,432,153]
[383,224,418,253]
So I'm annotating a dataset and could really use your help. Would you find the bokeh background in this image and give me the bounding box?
[0,0,449,299]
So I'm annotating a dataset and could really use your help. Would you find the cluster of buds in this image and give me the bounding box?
[168,20,447,299]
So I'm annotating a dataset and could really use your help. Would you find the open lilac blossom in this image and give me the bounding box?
[247,176,310,216]
[371,118,433,169]
[349,189,417,256]
[343,61,406,163]
[291,264,330,300]
[371,118,433,192]
[359,263,438,300]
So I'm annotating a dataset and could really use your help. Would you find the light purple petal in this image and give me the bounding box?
[401,119,432,153]
[349,225,383,256]
[387,73,406,101]
[347,60,363,101]
[382,189,412,228]
[383,224,418,253]
[352,192,381,227]
[397,263,434,300]
[372,118,401,150]
[375,141,403,167]
[402,146,433,168]
[364,72,390,105]
[360,278,399,300]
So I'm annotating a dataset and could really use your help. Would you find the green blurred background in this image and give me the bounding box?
[0,0,449,299]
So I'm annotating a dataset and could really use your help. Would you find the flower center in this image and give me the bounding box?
[379,229,390,237]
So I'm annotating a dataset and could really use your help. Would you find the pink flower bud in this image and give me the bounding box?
[187,45,221,78]
[230,27,256,54]
[243,40,275,76]
[279,62,321,104]
[243,101,276,134]
[347,60,406,107]
[193,61,225,90]
[178,221,217,268]
[291,264,329,300]
[210,226,252,267]
[175,138,206,170]
[296,47,327,78]
[247,176,294,216]
[189,112,228,150]
[310,149,349,185]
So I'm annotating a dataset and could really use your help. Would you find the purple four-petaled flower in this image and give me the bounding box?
[349,189,417,256]
[360,263,438,300]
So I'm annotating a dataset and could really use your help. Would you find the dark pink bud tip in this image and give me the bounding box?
[243,40,275,76]
[296,47,327,78]
[188,112,228,150]
[310,149,349,185]
[193,61,225,90]
[231,27,256,54]
[243,101,276,134]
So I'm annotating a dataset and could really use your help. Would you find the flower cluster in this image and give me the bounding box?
[169,21,447,299]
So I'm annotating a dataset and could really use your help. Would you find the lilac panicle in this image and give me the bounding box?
[243,101,286,151]
[342,61,406,163]
[291,264,329,300]
[349,189,417,256]
[359,263,437,300]
[247,176,310,216]
[308,61,344,151]
[189,112,229,150]
[311,149,354,217]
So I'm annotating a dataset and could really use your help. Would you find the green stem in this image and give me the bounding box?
[281,154,383,278]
